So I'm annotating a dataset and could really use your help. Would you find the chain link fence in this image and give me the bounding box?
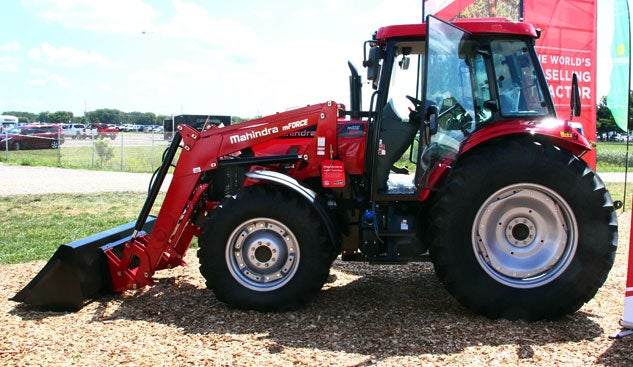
[1,131,171,173]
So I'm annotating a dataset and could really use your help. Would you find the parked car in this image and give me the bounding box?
[60,123,87,139]
[120,124,142,132]
[1,124,65,150]
[118,124,135,132]
[86,123,119,140]
[143,125,162,132]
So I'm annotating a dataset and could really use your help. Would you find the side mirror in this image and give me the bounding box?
[399,56,410,70]
[363,45,383,89]
[425,105,439,135]
[570,73,581,117]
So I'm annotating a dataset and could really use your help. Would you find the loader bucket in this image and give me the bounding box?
[11,217,156,312]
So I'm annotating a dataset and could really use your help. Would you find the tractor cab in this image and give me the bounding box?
[365,16,555,200]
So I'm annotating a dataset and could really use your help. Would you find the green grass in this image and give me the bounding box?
[1,182,626,265]
[0,192,165,264]
[605,182,627,205]
[596,142,633,172]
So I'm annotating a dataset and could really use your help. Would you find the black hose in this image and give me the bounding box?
[133,134,182,237]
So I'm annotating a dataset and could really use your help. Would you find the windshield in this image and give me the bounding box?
[491,39,550,116]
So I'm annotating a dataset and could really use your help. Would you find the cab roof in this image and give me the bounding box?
[375,18,538,40]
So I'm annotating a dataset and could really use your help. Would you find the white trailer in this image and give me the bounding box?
[0,115,18,133]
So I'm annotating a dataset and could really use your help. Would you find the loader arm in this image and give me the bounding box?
[106,101,340,292]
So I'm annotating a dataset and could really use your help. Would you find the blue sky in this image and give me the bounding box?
[0,0,621,118]
[1,0,424,118]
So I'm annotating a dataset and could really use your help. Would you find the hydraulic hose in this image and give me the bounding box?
[132,133,182,238]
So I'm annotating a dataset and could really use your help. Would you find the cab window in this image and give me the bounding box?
[491,40,549,116]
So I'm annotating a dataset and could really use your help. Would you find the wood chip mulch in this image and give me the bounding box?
[2,213,633,366]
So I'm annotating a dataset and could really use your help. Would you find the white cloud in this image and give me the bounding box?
[30,68,48,75]
[160,0,259,50]
[0,41,21,52]
[22,0,157,34]
[27,78,46,86]
[297,0,345,16]
[27,69,71,88]
[28,42,125,68]
[0,57,19,72]
[129,68,174,93]
[48,73,72,87]
[27,48,41,61]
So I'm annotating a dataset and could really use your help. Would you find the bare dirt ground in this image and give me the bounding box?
[1,165,633,366]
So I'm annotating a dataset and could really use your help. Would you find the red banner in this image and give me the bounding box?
[523,0,598,167]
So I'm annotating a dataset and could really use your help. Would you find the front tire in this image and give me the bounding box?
[430,139,617,320]
[198,185,334,311]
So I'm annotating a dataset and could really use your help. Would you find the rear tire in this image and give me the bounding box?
[50,140,59,149]
[198,185,334,311]
[430,139,617,320]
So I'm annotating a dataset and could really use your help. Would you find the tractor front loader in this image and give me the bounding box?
[13,102,339,311]
[13,16,618,321]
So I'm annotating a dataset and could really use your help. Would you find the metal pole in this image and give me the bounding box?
[91,130,95,167]
[623,0,631,211]
[120,132,124,170]
[57,130,61,165]
[151,128,155,171]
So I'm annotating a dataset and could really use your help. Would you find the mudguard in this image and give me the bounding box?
[245,170,340,250]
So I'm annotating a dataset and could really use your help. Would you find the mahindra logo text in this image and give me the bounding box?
[229,118,309,144]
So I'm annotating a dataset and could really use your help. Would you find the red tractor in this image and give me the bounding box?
[14,16,618,321]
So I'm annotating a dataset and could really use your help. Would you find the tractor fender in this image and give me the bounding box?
[245,170,340,251]
[461,118,592,158]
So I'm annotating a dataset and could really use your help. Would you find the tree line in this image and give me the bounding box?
[597,91,633,134]
[2,109,251,128]
[3,109,169,127]
[3,95,631,133]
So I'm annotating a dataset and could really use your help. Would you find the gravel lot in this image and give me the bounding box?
[0,163,171,196]
[1,164,633,366]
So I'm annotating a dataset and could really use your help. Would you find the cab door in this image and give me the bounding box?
[417,16,478,189]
